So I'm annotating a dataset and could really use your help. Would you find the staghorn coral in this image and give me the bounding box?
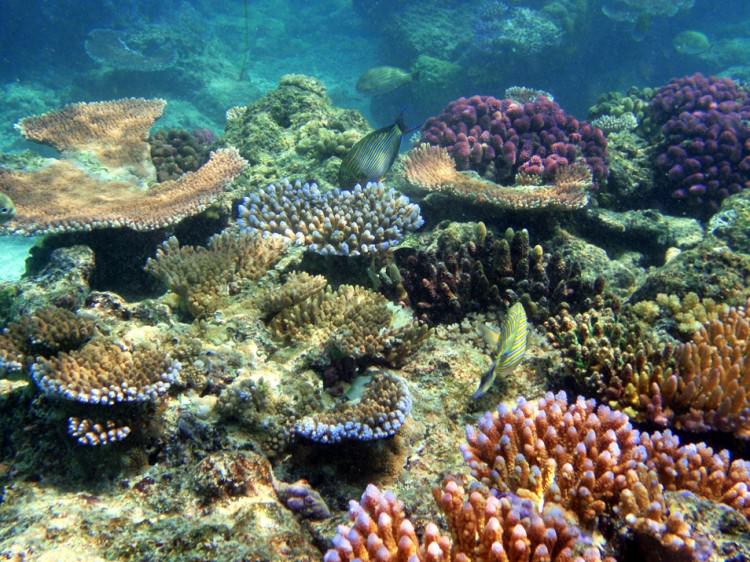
[0,306,95,374]
[404,144,591,211]
[292,371,412,443]
[67,416,131,446]
[269,284,428,368]
[0,148,247,236]
[395,223,605,325]
[257,271,328,319]
[30,340,180,405]
[144,229,288,318]
[325,479,605,562]
[15,98,166,180]
[237,180,423,256]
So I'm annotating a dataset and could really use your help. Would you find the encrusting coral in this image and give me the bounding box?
[292,371,412,444]
[0,98,247,235]
[237,180,423,256]
[269,283,428,368]
[145,229,289,318]
[404,144,592,211]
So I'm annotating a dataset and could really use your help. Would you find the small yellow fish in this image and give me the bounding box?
[0,193,15,224]
[472,302,528,400]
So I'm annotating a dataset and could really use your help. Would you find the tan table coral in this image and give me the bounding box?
[0,98,247,235]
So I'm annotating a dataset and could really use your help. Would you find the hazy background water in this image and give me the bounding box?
[0,0,747,279]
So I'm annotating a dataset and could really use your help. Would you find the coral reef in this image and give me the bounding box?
[237,180,423,256]
[31,340,179,405]
[144,230,288,318]
[403,144,592,211]
[223,74,369,190]
[269,284,428,368]
[420,95,607,184]
[149,128,214,182]
[292,371,411,443]
[651,73,750,211]
[393,222,606,325]
[67,416,132,446]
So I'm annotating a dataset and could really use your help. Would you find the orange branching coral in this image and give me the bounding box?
[0,148,247,235]
[460,392,646,525]
[324,480,605,562]
[403,144,590,211]
[16,98,166,180]
[640,430,750,519]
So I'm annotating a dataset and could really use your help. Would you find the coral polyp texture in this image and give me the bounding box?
[0,306,95,374]
[67,416,132,446]
[15,98,166,180]
[269,284,428,367]
[325,479,605,562]
[149,128,214,182]
[292,371,411,443]
[404,144,592,211]
[237,180,423,256]
[650,73,750,210]
[145,229,289,318]
[31,340,180,404]
[420,94,607,184]
[0,98,247,235]
[394,224,605,325]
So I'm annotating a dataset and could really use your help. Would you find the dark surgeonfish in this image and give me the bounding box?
[356,66,413,97]
[0,193,16,224]
[338,114,408,188]
[472,302,528,400]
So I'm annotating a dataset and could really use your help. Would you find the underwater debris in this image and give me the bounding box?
[237,180,423,256]
[292,371,411,444]
[404,144,592,211]
[145,230,288,319]
[31,340,179,405]
[84,28,176,71]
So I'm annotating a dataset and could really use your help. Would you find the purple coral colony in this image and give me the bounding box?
[2,0,750,560]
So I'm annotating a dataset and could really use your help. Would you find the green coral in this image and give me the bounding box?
[223,74,369,190]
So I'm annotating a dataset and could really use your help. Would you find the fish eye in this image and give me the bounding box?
[0,208,7,214]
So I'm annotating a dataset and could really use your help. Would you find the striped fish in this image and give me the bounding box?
[338,114,406,188]
[472,302,528,400]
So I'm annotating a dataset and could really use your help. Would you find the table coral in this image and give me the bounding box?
[403,144,592,211]
[145,229,288,318]
[1,98,247,236]
[237,180,423,256]
[420,94,607,185]
[292,371,411,444]
[31,340,180,405]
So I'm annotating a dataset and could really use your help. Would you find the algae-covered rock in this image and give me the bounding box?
[223,74,369,191]
[707,189,750,254]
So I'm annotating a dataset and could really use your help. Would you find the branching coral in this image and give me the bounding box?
[145,229,288,318]
[395,223,605,325]
[237,180,423,256]
[293,371,412,444]
[0,306,95,374]
[404,144,592,211]
[31,340,180,405]
[67,416,132,446]
[1,98,247,235]
[257,271,328,319]
[269,284,428,368]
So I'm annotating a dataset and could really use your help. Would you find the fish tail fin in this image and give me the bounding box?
[471,361,496,400]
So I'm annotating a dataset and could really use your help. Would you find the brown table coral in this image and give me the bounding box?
[0,98,247,235]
